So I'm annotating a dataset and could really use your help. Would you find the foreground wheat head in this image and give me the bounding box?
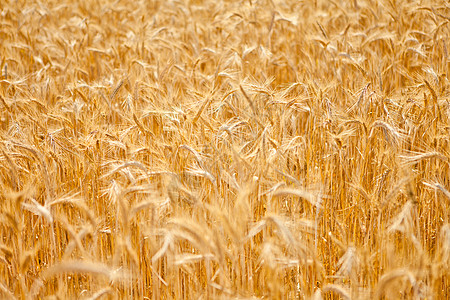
[0,0,449,299]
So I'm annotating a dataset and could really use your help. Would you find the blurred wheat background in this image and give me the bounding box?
[0,0,449,299]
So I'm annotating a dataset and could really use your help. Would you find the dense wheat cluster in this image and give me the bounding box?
[0,0,449,298]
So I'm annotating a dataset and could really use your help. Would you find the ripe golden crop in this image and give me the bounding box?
[0,0,449,298]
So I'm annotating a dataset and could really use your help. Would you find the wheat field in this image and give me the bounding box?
[0,0,449,299]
